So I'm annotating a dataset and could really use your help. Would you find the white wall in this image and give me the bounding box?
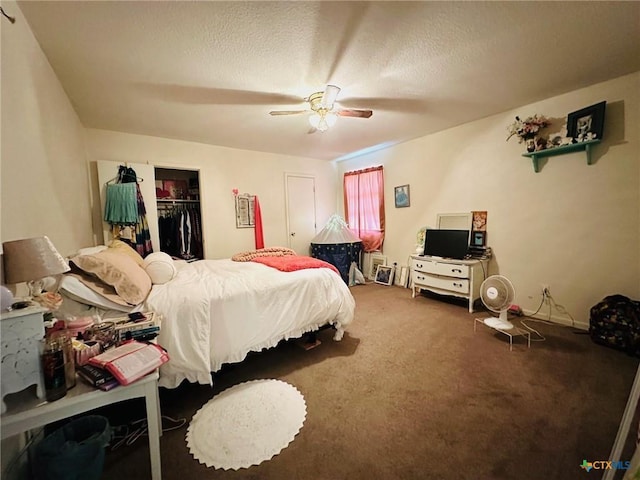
[0,0,93,258]
[84,129,340,259]
[0,1,94,475]
[338,72,640,328]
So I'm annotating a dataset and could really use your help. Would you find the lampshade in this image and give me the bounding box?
[2,236,70,285]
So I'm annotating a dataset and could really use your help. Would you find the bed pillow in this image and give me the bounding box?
[143,252,177,284]
[77,245,108,256]
[59,272,135,311]
[71,250,151,305]
[108,239,144,266]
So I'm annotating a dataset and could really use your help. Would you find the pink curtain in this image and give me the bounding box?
[343,166,385,252]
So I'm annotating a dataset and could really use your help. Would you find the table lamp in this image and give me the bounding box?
[2,236,70,298]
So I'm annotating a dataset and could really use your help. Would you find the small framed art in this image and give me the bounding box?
[394,266,409,288]
[471,231,486,247]
[394,185,410,208]
[235,194,255,228]
[472,211,487,232]
[375,265,393,286]
[567,101,606,141]
[369,254,387,280]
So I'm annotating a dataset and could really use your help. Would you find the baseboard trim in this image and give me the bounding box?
[521,309,589,331]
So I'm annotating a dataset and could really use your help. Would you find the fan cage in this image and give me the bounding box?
[480,275,515,313]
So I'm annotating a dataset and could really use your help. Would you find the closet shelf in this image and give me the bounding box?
[522,139,601,172]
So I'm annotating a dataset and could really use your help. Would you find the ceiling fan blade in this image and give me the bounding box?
[269,110,308,116]
[337,109,373,118]
[320,85,341,109]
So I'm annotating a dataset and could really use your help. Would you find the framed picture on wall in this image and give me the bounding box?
[394,185,410,208]
[235,194,255,228]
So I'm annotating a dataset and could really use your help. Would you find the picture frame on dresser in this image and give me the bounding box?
[472,231,486,247]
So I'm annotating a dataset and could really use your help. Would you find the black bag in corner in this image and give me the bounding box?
[589,294,640,356]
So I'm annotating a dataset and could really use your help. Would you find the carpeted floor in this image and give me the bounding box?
[100,283,639,480]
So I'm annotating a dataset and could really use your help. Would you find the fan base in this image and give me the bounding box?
[483,317,515,330]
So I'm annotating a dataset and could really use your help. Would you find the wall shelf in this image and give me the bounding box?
[522,139,601,172]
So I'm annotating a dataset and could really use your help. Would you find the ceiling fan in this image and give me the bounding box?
[269,85,373,132]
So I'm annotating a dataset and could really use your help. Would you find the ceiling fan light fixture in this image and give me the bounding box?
[309,111,337,132]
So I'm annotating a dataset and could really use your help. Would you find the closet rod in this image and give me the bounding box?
[157,199,199,204]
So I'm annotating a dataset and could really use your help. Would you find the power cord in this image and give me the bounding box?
[110,415,187,451]
[519,288,580,341]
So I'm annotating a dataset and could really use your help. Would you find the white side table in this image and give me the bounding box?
[1,370,162,480]
[1,306,47,414]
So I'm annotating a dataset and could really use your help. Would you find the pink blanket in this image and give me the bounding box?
[251,255,340,276]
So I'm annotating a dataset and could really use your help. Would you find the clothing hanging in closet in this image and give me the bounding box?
[158,204,202,260]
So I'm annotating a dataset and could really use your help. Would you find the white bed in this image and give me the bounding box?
[145,259,355,389]
[59,244,355,389]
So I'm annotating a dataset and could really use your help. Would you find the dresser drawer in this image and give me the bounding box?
[411,258,469,279]
[412,271,470,294]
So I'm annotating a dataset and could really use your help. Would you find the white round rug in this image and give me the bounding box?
[186,379,307,470]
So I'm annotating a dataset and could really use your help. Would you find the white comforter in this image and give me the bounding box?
[145,259,355,388]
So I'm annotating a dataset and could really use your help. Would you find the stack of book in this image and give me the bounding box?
[77,340,169,389]
[468,246,493,260]
[88,341,169,385]
[111,312,161,344]
[77,363,119,391]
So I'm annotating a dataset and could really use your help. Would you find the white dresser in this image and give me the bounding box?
[410,255,489,313]
[1,306,46,414]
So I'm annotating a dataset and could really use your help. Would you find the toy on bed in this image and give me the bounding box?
[57,242,355,389]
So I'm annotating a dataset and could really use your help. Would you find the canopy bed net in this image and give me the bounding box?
[310,214,363,284]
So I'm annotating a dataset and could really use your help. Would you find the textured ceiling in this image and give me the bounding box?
[16,1,640,161]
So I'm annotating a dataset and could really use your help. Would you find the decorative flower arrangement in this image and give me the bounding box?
[506,114,551,143]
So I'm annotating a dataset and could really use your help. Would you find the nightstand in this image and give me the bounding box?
[1,306,46,414]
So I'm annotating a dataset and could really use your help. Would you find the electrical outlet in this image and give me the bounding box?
[541,284,550,296]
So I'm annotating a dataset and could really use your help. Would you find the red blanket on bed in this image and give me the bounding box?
[251,255,340,276]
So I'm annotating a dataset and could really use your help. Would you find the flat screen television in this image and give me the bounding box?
[423,229,470,260]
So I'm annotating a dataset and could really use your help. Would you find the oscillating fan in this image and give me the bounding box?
[480,275,516,330]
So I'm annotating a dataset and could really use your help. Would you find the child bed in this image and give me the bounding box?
[59,242,356,389]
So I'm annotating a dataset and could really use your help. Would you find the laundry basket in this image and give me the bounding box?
[33,415,111,480]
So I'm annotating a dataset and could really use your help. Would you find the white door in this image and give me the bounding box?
[285,174,316,255]
[96,161,160,252]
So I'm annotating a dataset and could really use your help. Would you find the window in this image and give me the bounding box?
[343,166,385,252]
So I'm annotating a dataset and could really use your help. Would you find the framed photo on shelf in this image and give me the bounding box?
[375,265,394,286]
[567,101,606,141]
[471,231,486,247]
[394,184,410,208]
